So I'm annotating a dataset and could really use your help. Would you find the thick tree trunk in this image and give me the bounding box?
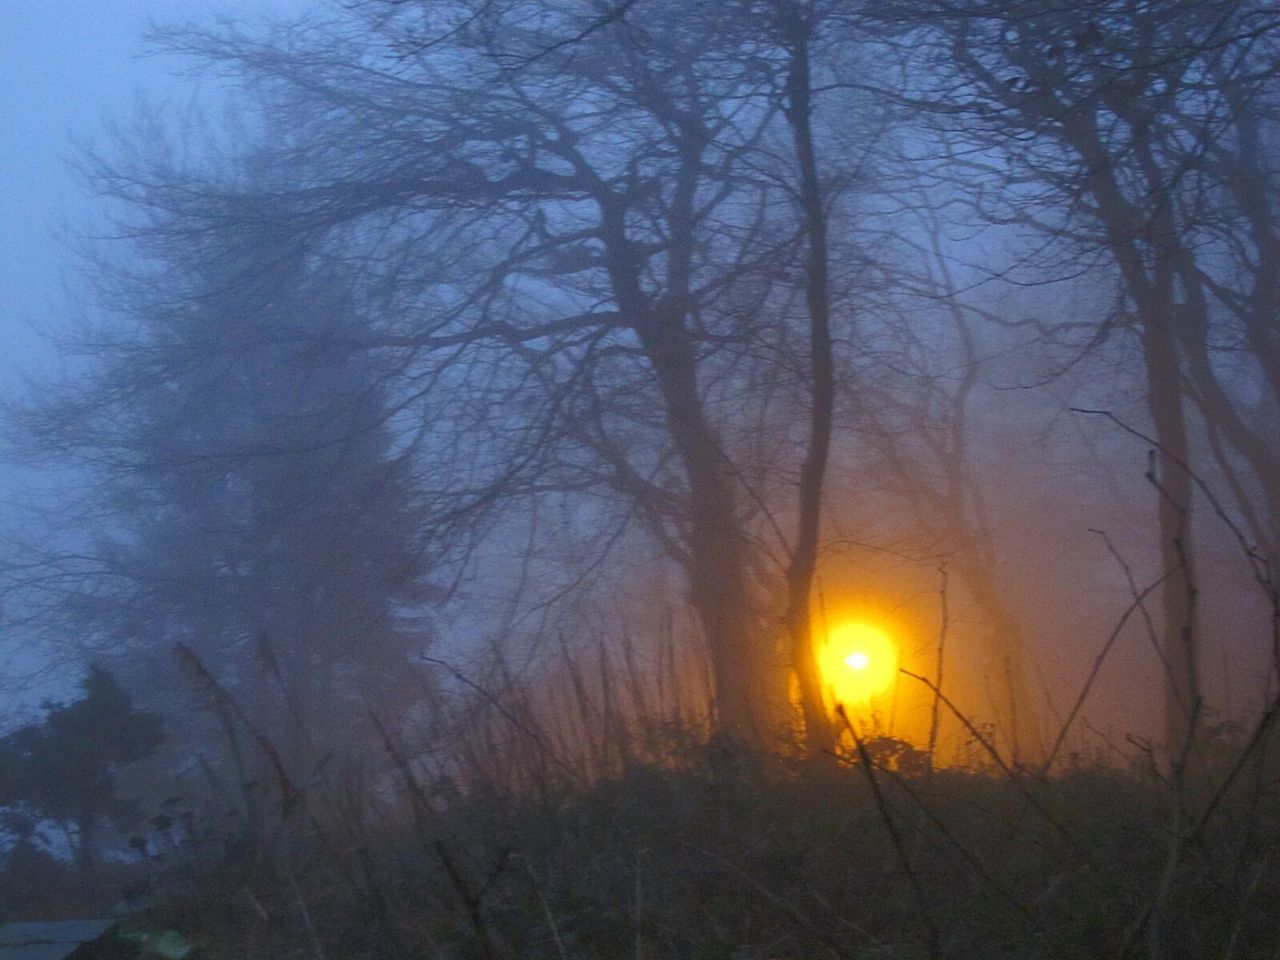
[674,399,779,747]
[600,195,779,748]
[639,329,776,745]
[687,474,775,747]
[779,0,837,757]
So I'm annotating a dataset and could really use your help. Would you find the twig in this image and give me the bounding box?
[422,654,587,788]
[927,564,948,769]
[690,845,864,960]
[836,704,941,958]
[521,857,570,960]
[899,670,1101,871]
[634,848,646,960]
[874,761,1068,960]
[286,862,327,960]
[1071,409,1276,600]
[1042,544,1175,773]
[242,884,270,922]
[434,840,510,960]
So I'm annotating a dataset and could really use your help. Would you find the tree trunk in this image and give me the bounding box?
[600,195,779,748]
[657,347,779,746]
[688,475,774,747]
[1143,322,1200,764]
[1063,110,1202,765]
[779,0,838,757]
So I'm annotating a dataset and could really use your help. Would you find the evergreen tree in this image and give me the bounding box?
[0,665,163,877]
[21,215,433,777]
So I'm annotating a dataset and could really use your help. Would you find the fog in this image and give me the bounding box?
[0,1,1276,952]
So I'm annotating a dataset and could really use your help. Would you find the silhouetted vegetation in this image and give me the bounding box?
[0,666,162,918]
[35,686,1280,959]
[0,0,1276,955]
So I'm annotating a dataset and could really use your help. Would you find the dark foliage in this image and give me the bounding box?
[0,665,163,877]
[112,728,1280,960]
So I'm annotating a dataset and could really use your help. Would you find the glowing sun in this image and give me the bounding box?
[820,621,898,705]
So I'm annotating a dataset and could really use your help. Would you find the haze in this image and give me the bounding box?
[0,1,1275,953]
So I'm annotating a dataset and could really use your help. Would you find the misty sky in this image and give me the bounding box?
[1,1,309,705]
[1,1,308,386]
[0,0,1270,746]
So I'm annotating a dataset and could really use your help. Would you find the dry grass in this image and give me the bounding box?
[27,640,1269,960]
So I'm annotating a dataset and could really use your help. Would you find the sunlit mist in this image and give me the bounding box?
[819,621,898,707]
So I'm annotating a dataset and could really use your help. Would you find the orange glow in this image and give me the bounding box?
[819,621,898,707]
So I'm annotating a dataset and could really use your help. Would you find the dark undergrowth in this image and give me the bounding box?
[23,721,1275,960]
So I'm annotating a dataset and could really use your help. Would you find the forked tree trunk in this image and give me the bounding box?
[601,194,780,749]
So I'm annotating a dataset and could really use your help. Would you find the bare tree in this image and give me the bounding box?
[38,0,859,748]
[772,0,846,756]
[868,0,1279,760]
[849,204,1043,761]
